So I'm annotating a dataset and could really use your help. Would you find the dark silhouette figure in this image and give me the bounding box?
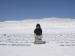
[34,24,42,36]
[34,24,45,44]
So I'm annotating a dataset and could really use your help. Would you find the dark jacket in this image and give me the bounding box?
[34,24,42,35]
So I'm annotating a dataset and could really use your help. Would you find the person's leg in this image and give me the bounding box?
[34,34,45,44]
[40,35,42,40]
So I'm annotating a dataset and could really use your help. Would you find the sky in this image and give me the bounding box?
[0,0,75,20]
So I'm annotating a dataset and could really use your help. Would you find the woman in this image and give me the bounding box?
[34,24,45,44]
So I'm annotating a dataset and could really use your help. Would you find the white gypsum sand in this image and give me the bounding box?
[0,18,75,56]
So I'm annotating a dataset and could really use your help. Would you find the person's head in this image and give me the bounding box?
[36,24,41,28]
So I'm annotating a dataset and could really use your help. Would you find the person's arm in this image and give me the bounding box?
[40,29,42,35]
[34,29,37,34]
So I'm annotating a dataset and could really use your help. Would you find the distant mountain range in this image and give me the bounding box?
[0,17,75,22]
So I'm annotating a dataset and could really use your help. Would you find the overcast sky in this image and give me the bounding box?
[0,0,75,20]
